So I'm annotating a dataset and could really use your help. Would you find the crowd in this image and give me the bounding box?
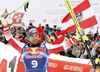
[0,19,100,60]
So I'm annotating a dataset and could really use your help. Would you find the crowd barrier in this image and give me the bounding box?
[48,54,100,72]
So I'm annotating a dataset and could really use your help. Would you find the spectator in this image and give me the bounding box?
[0,20,3,30]
[0,33,5,43]
[39,23,42,28]
[21,22,27,30]
[28,22,34,28]
[94,42,100,58]
[0,33,3,42]
[0,29,3,34]
[57,27,61,32]
[66,46,76,58]
[51,29,56,33]
[86,41,97,59]
[96,47,100,58]
[11,31,16,38]
[48,28,52,35]
[50,32,58,41]
[42,26,44,29]
[53,25,57,29]
[8,23,12,29]
[45,24,49,35]
[87,32,94,40]
[96,34,100,42]
[72,42,87,59]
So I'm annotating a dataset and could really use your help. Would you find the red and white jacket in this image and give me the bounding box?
[3,25,77,54]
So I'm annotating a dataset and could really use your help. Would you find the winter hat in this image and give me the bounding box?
[26,28,38,39]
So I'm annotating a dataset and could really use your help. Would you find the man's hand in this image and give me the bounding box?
[2,13,11,25]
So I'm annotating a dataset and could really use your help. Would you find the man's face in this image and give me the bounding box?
[28,33,39,45]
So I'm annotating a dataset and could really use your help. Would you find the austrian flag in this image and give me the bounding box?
[57,0,98,36]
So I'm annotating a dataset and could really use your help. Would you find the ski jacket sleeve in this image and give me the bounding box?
[46,37,77,54]
[3,25,25,54]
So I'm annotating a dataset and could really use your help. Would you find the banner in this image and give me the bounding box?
[0,42,20,72]
[48,54,100,72]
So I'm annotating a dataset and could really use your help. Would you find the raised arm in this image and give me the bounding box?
[2,19,25,54]
[46,37,77,54]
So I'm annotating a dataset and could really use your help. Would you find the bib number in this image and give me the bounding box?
[31,60,38,68]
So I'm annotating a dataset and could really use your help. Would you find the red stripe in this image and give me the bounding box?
[67,15,97,32]
[72,37,76,42]
[69,39,73,45]
[47,46,64,54]
[4,30,12,38]
[62,0,91,23]
[8,38,22,54]
[51,35,65,44]
[4,29,10,32]
[3,26,10,32]
[57,16,97,36]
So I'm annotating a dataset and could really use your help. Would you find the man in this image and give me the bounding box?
[2,14,76,72]
[3,23,48,72]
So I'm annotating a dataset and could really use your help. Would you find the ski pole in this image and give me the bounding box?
[0,0,29,18]
[10,0,29,14]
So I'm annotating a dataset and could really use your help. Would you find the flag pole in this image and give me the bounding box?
[64,0,98,72]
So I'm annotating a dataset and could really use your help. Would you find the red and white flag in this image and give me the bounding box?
[12,12,24,26]
[57,0,98,36]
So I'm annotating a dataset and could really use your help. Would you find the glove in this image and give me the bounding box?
[80,28,89,42]
[74,28,80,39]
[73,33,80,40]
[2,13,11,25]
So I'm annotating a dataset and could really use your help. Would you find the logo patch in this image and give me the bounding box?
[76,12,83,23]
